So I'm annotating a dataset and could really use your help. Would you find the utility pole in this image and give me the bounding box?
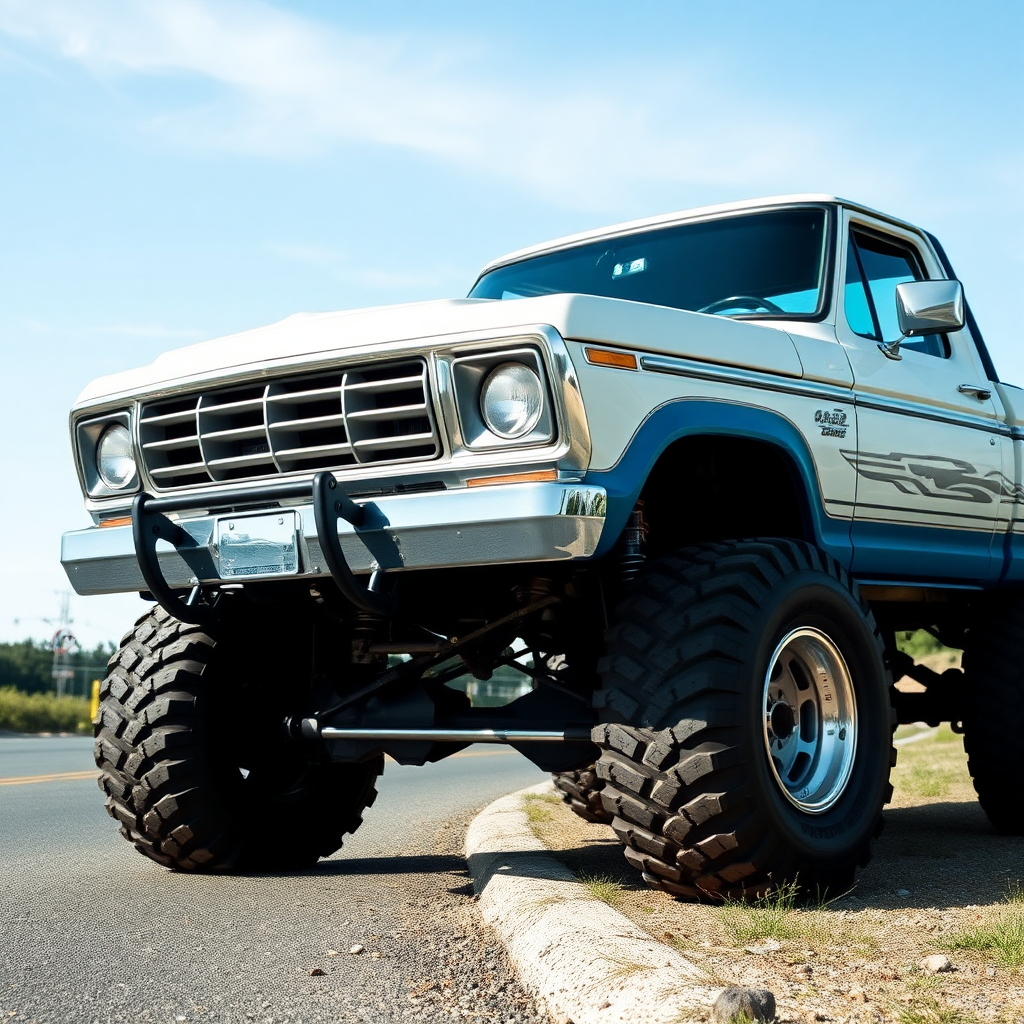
[50,592,78,698]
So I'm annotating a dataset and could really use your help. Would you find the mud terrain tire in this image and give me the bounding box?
[94,605,382,871]
[962,595,1024,835]
[593,539,896,899]
[551,766,613,824]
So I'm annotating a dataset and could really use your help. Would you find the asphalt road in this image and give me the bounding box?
[0,736,550,1024]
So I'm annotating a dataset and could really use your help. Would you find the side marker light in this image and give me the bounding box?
[466,469,559,488]
[584,348,638,370]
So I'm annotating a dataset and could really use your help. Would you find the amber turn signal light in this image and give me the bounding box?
[466,469,558,488]
[98,516,133,529]
[584,347,638,370]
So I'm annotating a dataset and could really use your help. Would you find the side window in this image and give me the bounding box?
[844,229,949,358]
[843,236,875,337]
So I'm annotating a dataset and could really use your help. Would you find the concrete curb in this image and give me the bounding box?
[465,781,721,1024]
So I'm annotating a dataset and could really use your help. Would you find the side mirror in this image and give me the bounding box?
[896,279,965,336]
[879,280,965,360]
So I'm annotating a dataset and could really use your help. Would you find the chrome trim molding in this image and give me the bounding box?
[852,394,1005,435]
[640,353,1008,436]
[640,353,852,404]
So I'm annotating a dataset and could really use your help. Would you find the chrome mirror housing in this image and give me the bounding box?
[896,279,965,337]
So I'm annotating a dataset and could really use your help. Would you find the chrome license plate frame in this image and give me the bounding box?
[215,511,300,579]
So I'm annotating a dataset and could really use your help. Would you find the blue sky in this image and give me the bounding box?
[1,0,1021,647]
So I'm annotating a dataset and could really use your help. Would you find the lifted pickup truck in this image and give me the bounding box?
[63,194,1024,898]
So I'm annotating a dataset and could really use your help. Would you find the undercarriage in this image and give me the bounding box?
[90,476,1023,889]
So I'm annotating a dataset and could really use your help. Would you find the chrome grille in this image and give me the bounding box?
[139,359,439,490]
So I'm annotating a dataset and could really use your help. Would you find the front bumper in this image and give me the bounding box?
[61,481,608,597]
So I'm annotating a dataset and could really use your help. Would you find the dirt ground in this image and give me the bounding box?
[527,663,1024,1023]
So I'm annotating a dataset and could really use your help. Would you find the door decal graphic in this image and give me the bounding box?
[840,451,1024,505]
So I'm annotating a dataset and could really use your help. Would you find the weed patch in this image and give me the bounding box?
[575,871,624,906]
[522,791,559,824]
[718,881,799,944]
[942,886,1024,969]
[892,995,979,1024]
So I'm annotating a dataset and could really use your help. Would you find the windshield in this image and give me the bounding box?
[469,207,830,318]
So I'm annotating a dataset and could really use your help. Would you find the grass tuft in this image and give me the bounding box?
[941,885,1024,970]
[576,871,625,906]
[718,880,800,944]
[713,881,879,955]
[521,791,559,824]
[893,995,978,1024]
[523,802,553,824]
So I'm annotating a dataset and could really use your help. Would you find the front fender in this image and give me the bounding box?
[583,398,853,566]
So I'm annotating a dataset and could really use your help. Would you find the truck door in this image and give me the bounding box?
[837,210,1005,583]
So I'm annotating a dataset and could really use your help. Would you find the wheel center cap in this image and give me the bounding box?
[769,701,796,740]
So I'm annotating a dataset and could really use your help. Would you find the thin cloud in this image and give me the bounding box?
[0,0,888,210]
[268,242,463,291]
[20,317,53,334]
[89,323,205,339]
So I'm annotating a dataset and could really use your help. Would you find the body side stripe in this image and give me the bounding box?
[639,352,1008,436]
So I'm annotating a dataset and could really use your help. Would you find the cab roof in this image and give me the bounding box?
[478,194,923,276]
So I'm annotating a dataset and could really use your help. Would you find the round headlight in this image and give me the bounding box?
[96,424,136,489]
[480,363,544,440]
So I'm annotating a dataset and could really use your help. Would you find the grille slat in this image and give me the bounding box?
[268,413,347,431]
[150,462,207,477]
[343,374,425,393]
[201,425,270,442]
[345,403,428,422]
[142,436,200,452]
[353,432,437,452]
[139,358,439,491]
[199,396,265,414]
[276,442,355,459]
[140,408,199,426]
[266,387,342,405]
[206,453,278,470]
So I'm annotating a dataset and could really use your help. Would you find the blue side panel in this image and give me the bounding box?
[850,520,996,585]
[582,400,854,566]
[1001,530,1024,585]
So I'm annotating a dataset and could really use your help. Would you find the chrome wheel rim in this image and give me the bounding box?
[762,627,857,814]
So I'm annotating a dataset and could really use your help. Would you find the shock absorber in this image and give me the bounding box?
[619,500,648,586]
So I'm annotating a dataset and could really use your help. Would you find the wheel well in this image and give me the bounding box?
[638,434,810,558]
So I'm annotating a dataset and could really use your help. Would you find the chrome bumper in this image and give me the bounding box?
[61,482,608,597]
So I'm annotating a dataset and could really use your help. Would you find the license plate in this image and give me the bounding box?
[215,511,300,579]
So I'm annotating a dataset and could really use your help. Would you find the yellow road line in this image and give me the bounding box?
[0,769,98,787]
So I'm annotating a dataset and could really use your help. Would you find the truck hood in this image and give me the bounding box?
[74,294,805,406]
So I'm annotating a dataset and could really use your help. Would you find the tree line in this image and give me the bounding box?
[0,640,115,694]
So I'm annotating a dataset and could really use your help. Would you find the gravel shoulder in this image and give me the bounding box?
[523,723,1023,1023]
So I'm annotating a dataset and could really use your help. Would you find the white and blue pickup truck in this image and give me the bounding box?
[62,194,1024,897]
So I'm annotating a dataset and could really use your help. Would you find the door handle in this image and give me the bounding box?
[957,384,992,401]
